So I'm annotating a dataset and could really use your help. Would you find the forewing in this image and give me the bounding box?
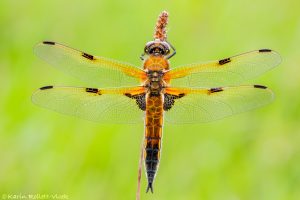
[164,49,281,88]
[164,85,274,124]
[32,86,146,124]
[34,41,146,88]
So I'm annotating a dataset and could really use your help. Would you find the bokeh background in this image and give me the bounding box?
[1,0,300,199]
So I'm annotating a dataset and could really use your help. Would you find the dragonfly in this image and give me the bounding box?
[32,11,281,195]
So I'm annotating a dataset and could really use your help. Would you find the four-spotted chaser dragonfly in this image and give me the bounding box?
[32,12,281,194]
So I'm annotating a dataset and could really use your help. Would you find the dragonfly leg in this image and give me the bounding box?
[166,41,176,59]
[140,53,145,60]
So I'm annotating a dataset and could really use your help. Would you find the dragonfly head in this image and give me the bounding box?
[144,39,170,57]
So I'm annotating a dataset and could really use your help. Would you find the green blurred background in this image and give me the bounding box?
[1,0,300,199]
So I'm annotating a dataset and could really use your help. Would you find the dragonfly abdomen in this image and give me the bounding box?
[144,94,164,193]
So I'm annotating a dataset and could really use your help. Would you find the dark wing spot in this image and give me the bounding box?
[164,93,185,111]
[178,93,185,98]
[124,93,132,98]
[259,49,271,53]
[124,93,146,111]
[86,88,100,94]
[209,87,223,93]
[218,58,231,65]
[43,41,55,45]
[82,52,95,60]
[254,85,267,89]
[40,85,53,90]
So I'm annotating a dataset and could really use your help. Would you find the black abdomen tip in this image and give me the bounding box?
[146,182,153,193]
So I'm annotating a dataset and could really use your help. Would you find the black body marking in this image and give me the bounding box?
[149,92,160,97]
[218,57,231,65]
[164,93,185,111]
[86,88,99,93]
[82,52,94,60]
[209,87,223,93]
[43,41,55,45]
[254,85,267,89]
[145,136,161,140]
[40,85,53,90]
[259,49,271,53]
[145,142,159,193]
[125,93,146,111]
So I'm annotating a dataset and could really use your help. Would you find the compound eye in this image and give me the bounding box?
[160,48,166,55]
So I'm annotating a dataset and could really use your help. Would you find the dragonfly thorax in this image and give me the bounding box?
[145,70,165,95]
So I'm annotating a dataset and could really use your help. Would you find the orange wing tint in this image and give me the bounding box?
[32,86,146,123]
[164,49,281,88]
[34,41,146,88]
[164,85,274,124]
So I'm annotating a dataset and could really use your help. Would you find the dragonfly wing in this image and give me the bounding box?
[32,86,146,124]
[164,49,281,88]
[164,85,274,124]
[34,41,146,88]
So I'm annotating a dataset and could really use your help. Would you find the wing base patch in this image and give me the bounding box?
[125,93,146,111]
[164,93,185,111]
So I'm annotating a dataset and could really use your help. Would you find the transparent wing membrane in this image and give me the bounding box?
[32,86,145,123]
[33,42,279,125]
[34,41,146,88]
[164,85,274,124]
[164,49,281,88]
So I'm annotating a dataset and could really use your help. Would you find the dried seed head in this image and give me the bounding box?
[153,11,169,41]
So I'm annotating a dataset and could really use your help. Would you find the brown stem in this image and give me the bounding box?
[136,135,144,200]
